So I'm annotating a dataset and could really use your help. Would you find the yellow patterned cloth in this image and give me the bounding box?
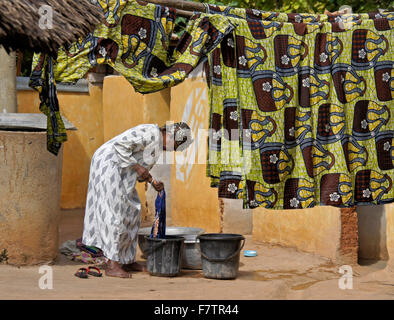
[30,0,234,154]
[205,6,394,209]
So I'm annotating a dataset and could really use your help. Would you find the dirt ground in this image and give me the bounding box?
[0,209,393,300]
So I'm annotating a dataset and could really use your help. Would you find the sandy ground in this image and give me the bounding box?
[0,209,393,300]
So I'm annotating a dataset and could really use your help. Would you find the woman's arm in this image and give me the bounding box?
[132,163,152,182]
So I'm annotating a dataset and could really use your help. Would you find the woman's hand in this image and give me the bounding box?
[152,180,164,192]
[133,164,152,183]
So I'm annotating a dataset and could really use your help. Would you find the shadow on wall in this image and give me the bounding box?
[357,205,389,264]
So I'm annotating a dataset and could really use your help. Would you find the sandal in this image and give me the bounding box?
[87,266,102,277]
[74,267,88,279]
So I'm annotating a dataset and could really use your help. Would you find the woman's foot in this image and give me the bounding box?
[105,260,132,278]
[122,262,147,273]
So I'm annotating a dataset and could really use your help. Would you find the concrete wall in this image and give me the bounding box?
[222,199,253,235]
[253,200,394,265]
[357,205,389,261]
[253,207,342,261]
[0,47,17,113]
[0,131,63,265]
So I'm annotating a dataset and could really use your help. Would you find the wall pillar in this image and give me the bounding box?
[0,46,17,113]
[357,205,388,262]
[338,207,359,265]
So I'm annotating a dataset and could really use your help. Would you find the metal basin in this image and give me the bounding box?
[138,227,204,270]
[182,235,202,270]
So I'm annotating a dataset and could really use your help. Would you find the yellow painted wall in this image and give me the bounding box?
[170,75,222,233]
[103,76,170,139]
[17,84,104,209]
[254,204,394,265]
[253,207,341,261]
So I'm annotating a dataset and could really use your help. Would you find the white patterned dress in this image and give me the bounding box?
[82,124,162,264]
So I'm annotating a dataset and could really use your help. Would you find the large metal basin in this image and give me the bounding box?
[138,227,204,269]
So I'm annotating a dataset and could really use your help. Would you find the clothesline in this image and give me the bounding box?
[175,9,194,18]
[146,0,205,13]
[145,0,353,16]
[146,0,357,43]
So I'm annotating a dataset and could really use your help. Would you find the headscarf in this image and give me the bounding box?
[165,122,193,151]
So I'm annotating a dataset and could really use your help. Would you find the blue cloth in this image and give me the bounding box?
[150,190,166,239]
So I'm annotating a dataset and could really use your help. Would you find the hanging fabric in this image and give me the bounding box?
[204,6,394,209]
[29,0,234,155]
[29,55,67,155]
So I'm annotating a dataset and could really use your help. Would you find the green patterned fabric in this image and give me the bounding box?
[30,0,234,155]
[29,55,66,155]
[205,6,394,209]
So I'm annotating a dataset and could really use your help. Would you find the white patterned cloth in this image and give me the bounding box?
[82,124,162,264]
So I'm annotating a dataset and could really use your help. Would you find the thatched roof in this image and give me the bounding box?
[0,0,103,54]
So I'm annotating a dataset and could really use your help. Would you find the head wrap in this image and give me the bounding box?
[165,122,193,151]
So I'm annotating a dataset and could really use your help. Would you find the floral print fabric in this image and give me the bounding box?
[30,0,234,155]
[205,5,394,209]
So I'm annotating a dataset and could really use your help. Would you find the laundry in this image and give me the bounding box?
[29,55,66,155]
[72,252,107,265]
[76,237,104,258]
[59,239,106,265]
[204,6,394,209]
[150,190,166,239]
[59,239,80,257]
[29,0,234,155]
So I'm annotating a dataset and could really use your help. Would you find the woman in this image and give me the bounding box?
[82,122,192,278]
